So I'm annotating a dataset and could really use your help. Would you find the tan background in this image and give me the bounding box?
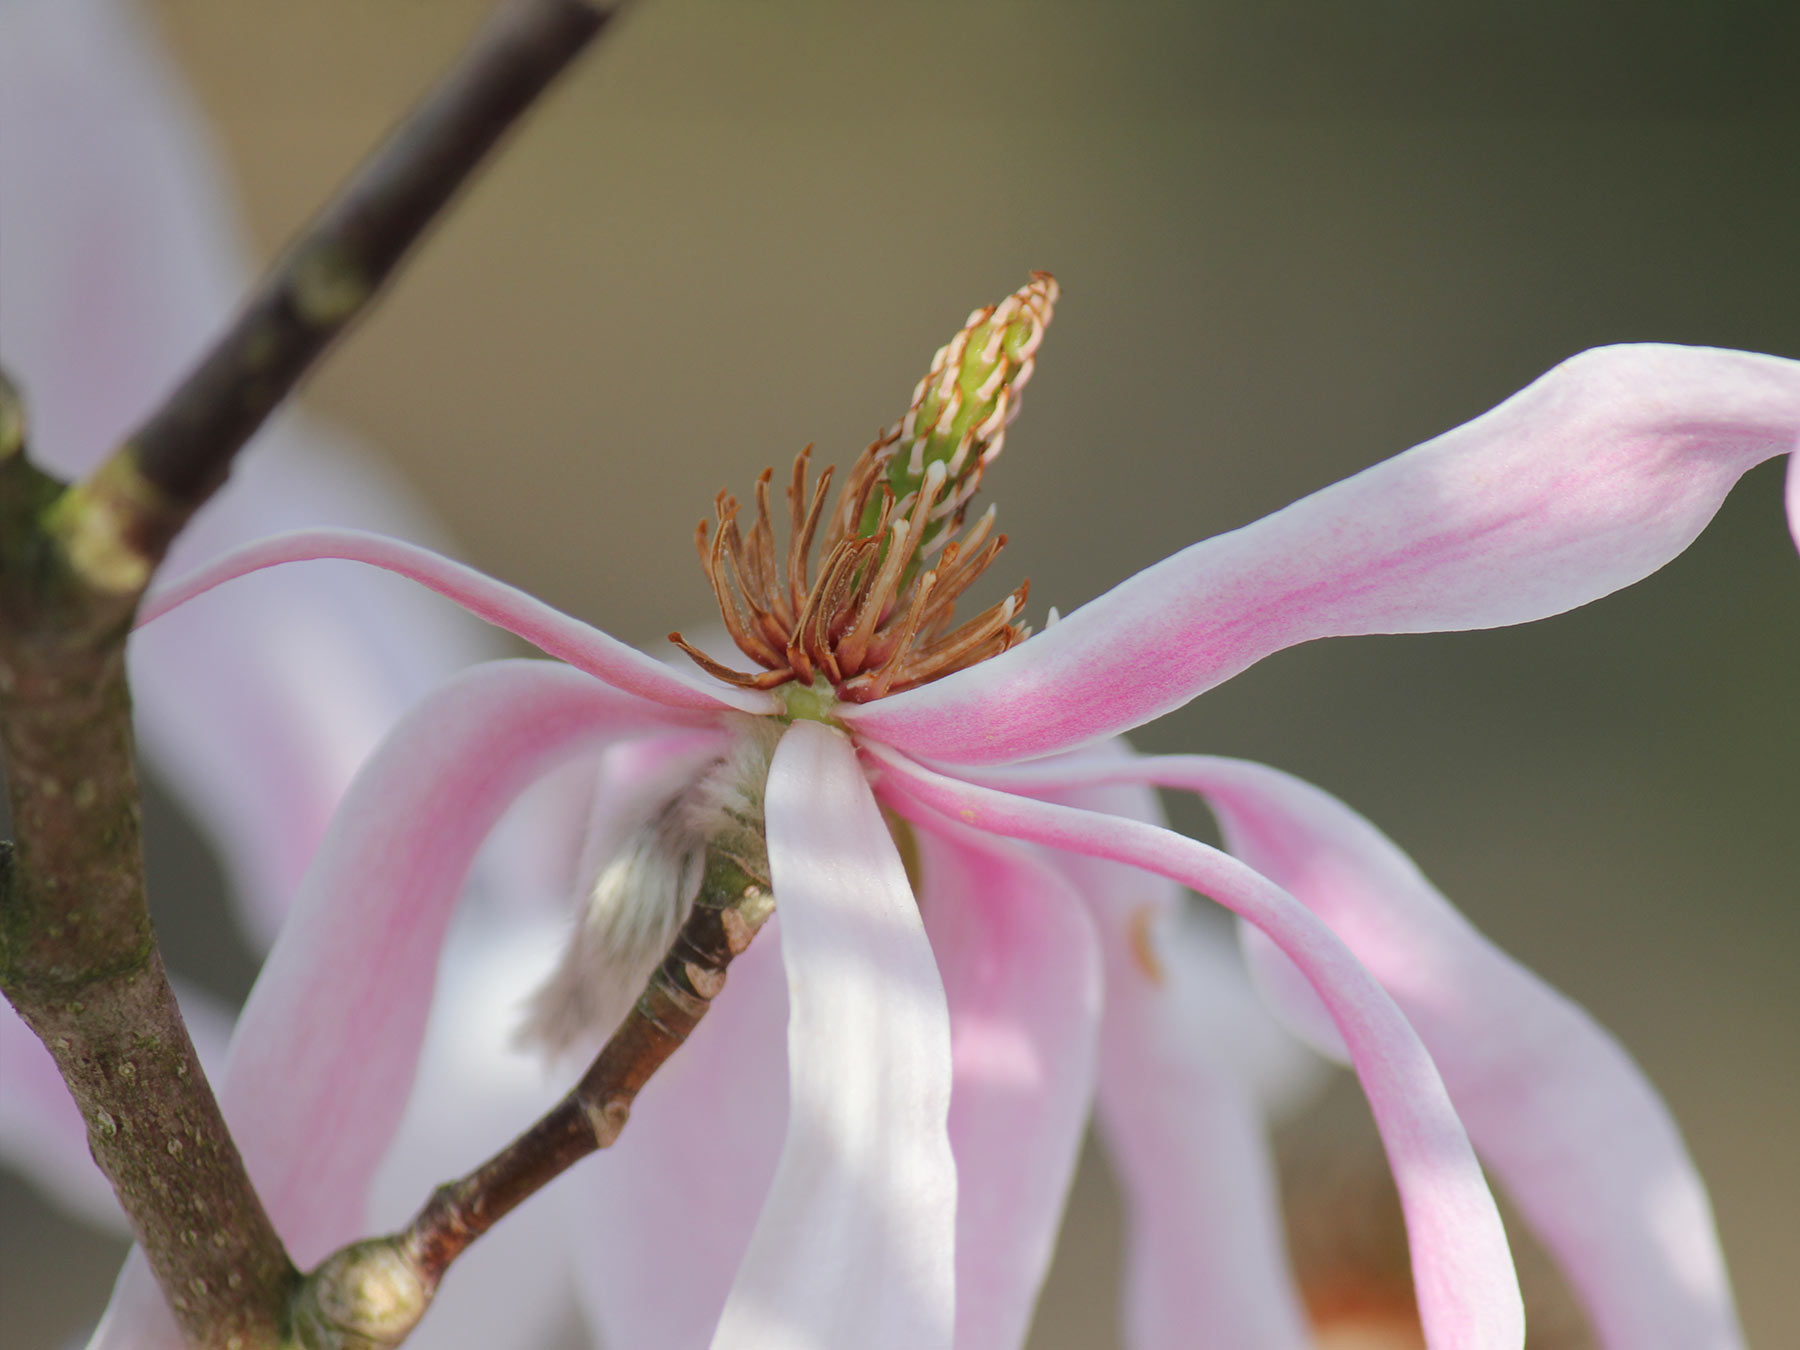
[5,2,1798,1345]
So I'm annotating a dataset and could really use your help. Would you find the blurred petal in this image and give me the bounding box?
[557,724,785,1348]
[132,443,502,947]
[849,345,1800,763]
[142,529,780,715]
[87,1251,168,1350]
[1099,754,1739,1350]
[1112,911,1319,1350]
[897,811,1101,1350]
[711,722,955,1350]
[1787,451,1800,553]
[217,660,674,1269]
[0,0,506,946]
[1023,767,1318,1349]
[0,0,243,475]
[88,665,662,1345]
[568,919,790,1349]
[364,913,581,1350]
[873,747,1523,1349]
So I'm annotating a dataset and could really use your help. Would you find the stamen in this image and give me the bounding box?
[666,633,794,690]
[836,518,911,674]
[675,275,1054,700]
[858,571,940,701]
[908,586,1025,680]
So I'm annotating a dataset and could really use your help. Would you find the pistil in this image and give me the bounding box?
[672,273,1056,702]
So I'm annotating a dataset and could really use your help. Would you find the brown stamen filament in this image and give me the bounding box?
[673,440,1031,702]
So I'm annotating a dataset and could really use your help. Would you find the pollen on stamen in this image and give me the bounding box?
[671,273,1058,701]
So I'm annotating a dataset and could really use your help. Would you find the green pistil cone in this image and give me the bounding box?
[859,272,1058,555]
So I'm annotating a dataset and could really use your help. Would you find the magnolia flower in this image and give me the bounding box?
[6,3,1798,1349]
[117,280,1800,1350]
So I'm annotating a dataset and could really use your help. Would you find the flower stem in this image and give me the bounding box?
[291,819,775,1347]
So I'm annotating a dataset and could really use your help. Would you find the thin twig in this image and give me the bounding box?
[291,821,776,1348]
[0,3,631,1344]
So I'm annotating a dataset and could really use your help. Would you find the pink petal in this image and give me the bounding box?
[219,660,680,1269]
[1012,753,1742,1350]
[133,485,501,946]
[1022,769,1318,1348]
[871,747,1523,1349]
[142,529,778,716]
[847,345,1800,763]
[1106,911,1320,1350]
[711,722,956,1350]
[882,806,1102,1350]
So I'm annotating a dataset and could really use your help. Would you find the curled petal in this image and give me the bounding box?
[141,528,781,716]
[222,661,676,1268]
[1011,753,1741,1350]
[1027,769,1318,1348]
[883,807,1102,1350]
[872,746,1523,1349]
[848,345,1800,762]
[712,722,956,1350]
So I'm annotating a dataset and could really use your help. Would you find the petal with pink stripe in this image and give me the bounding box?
[141,528,780,717]
[849,345,1800,763]
[873,746,1522,1349]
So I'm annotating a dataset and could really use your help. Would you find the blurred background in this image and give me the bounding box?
[4,1,1797,1345]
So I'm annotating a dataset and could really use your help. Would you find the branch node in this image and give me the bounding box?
[43,454,179,597]
[291,1238,434,1350]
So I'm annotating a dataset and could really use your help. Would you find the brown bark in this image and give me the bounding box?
[0,446,295,1348]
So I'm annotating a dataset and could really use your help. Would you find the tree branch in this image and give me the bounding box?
[0,403,295,1347]
[73,0,625,586]
[290,816,776,1347]
[0,3,632,1343]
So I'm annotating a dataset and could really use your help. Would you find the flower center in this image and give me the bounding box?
[671,441,1031,701]
[672,273,1057,702]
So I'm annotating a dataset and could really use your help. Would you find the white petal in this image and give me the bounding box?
[711,722,956,1350]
